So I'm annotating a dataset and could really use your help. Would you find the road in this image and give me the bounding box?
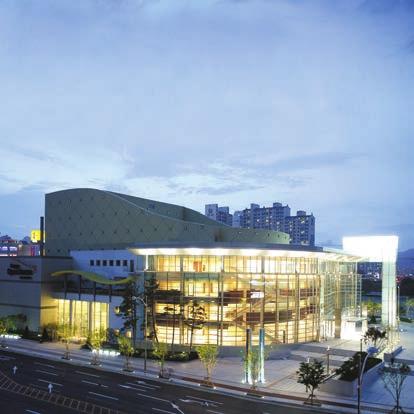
[0,350,324,414]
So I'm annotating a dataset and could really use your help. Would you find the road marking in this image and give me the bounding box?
[34,362,56,369]
[25,410,41,414]
[123,383,147,392]
[35,370,58,377]
[137,380,160,388]
[37,379,62,387]
[186,395,223,405]
[207,410,225,414]
[152,409,176,414]
[88,391,118,401]
[137,393,169,403]
[75,371,100,378]
[81,380,108,388]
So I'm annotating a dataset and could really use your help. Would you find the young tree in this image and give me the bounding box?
[57,322,72,360]
[153,342,169,378]
[404,298,414,319]
[363,327,387,354]
[90,328,107,366]
[247,346,261,391]
[197,344,218,386]
[118,335,134,372]
[116,282,140,348]
[297,359,325,405]
[0,316,16,348]
[365,300,381,324]
[380,360,411,414]
[145,274,160,344]
[185,300,206,351]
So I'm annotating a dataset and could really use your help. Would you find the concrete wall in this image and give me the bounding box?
[0,256,72,331]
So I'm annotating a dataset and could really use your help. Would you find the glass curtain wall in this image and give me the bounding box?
[147,254,359,346]
[56,299,109,339]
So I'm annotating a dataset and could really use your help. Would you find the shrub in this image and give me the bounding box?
[336,352,382,381]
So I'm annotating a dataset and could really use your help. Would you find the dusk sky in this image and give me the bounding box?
[0,0,413,249]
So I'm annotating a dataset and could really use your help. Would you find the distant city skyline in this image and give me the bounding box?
[0,0,413,249]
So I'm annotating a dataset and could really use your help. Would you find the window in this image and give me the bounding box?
[123,260,128,267]
[89,259,94,266]
[109,260,114,266]
[103,260,107,266]
[96,260,101,266]
[116,260,121,266]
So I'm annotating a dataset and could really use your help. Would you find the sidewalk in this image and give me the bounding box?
[2,337,413,414]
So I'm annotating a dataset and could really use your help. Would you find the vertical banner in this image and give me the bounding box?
[245,328,251,383]
[259,327,265,383]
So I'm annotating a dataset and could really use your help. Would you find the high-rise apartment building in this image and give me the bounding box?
[283,210,315,246]
[205,204,233,226]
[205,202,315,246]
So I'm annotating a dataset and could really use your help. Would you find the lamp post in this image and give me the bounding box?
[132,295,148,374]
[357,346,378,414]
[326,346,330,374]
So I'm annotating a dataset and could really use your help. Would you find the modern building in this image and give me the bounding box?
[0,188,368,348]
[205,204,233,226]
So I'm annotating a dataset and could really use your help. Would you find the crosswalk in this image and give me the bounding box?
[0,369,124,414]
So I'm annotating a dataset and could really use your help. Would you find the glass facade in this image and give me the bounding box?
[146,254,361,346]
[57,299,108,339]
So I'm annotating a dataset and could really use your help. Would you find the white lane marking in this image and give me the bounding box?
[152,409,176,414]
[88,391,119,401]
[25,410,41,414]
[123,383,148,392]
[81,380,108,388]
[35,369,58,377]
[207,410,225,414]
[37,379,62,387]
[137,393,170,403]
[185,395,223,405]
[76,370,100,378]
[137,380,160,388]
[34,362,56,369]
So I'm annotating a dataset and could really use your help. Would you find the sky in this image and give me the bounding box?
[0,0,413,250]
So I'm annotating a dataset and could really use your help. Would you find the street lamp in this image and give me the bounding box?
[326,346,330,374]
[357,345,379,414]
[132,295,148,374]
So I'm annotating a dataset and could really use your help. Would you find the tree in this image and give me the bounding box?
[185,300,206,351]
[57,322,72,360]
[90,328,107,366]
[118,335,134,372]
[145,274,160,344]
[247,346,262,391]
[404,298,414,319]
[116,282,140,348]
[153,342,169,378]
[297,359,325,405]
[0,316,16,348]
[197,344,218,386]
[363,327,387,354]
[380,359,411,414]
[365,300,381,324]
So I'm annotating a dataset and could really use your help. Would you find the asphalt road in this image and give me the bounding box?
[0,350,323,414]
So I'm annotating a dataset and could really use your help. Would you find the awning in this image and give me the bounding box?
[51,270,136,285]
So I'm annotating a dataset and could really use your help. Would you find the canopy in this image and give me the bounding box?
[51,270,136,285]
